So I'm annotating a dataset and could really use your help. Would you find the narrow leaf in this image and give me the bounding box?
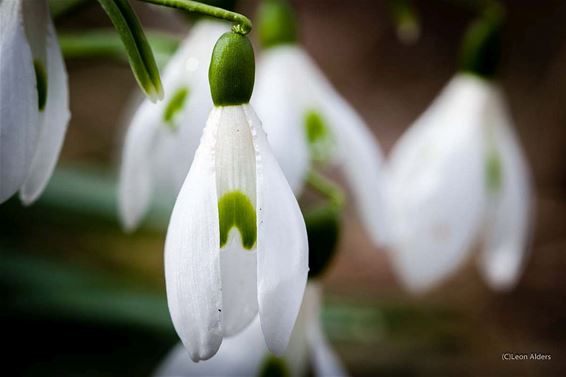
[97,0,163,101]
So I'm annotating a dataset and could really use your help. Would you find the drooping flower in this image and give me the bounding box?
[386,10,533,292]
[155,283,347,377]
[165,31,308,361]
[252,0,389,246]
[119,19,229,230]
[0,0,70,204]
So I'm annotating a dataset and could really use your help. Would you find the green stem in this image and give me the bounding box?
[58,29,180,68]
[306,170,345,209]
[138,0,252,34]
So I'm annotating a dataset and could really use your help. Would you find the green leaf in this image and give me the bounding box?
[97,0,164,101]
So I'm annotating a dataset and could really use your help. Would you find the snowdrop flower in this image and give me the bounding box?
[386,10,533,292]
[155,283,347,377]
[119,19,229,230]
[165,31,308,361]
[0,0,70,204]
[252,0,389,246]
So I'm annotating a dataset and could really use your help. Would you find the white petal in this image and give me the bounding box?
[156,19,229,194]
[311,76,389,246]
[20,15,70,204]
[282,282,315,377]
[478,88,534,291]
[305,283,349,377]
[118,96,162,230]
[252,47,310,195]
[215,106,259,336]
[278,46,389,246]
[117,19,227,229]
[386,75,488,293]
[154,319,267,377]
[164,110,223,361]
[246,104,309,355]
[0,0,39,202]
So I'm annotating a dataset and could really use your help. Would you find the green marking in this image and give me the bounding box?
[218,191,257,249]
[163,86,189,130]
[258,355,290,377]
[33,60,47,111]
[485,148,503,194]
[304,109,333,162]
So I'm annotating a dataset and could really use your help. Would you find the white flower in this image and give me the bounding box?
[165,104,308,361]
[386,74,533,293]
[0,0,70,204]
[118,20,228,230]
[155,282,348,377]
[253,45,389,246]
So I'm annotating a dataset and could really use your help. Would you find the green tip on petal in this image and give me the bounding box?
[304,109,334,163]
[33,60,48,111]
[163,86,190,129]
[486,148,503,194]
[218,191,257,250]
[209,32,255,106]
[259,355,290,377]
[257,0,298,49]
[458,2,505,79]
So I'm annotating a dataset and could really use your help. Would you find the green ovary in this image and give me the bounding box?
[163,86,189,130]
[33,60,47,111]
[218,191,257,250]
[485,148,503,194]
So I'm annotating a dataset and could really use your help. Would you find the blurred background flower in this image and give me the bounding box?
[1,0,566,376]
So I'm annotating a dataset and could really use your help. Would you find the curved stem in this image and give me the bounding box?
[138,0,252,34]
[97,0,164,102]
[306,170,345,209]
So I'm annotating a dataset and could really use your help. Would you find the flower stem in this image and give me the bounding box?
[306,171,344,209]
[138,0,252,34]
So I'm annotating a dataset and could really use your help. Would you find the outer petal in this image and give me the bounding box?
[20,15,70,204]
[117,20,227,229]
[386,75,488,293]
[164,109,223,361]
[306,283,349,377]
[154,320,267,377]
[279,46,389,246]
[118,94,162,230]
[246,104,309,355]
[0,0,39,202]
[252,47,310,195]
[478,88,534,291]
[169,20,229,192]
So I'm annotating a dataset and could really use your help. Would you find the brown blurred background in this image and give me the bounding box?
[2,0,566,376]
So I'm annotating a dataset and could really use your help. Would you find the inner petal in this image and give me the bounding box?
[215,106,258,250]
